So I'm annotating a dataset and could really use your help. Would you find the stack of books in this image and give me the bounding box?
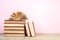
[4,12,36,37]
[4,20,25,37]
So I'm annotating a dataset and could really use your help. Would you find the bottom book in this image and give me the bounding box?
[4,33,25,37]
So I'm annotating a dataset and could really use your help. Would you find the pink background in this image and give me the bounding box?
[0,0,60,33]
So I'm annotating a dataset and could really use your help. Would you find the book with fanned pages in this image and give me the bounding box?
[4,20,25,37]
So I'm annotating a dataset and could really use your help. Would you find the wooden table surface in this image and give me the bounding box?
[0,33,60,40]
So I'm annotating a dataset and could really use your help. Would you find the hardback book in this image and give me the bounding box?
[4,31,25,33]
[4,20,25,24]
[4,24,24,26]
[4,29,24,31]
[4,33,25,37]
[4,20,25,37]
[25,22,30,36]
[4,26,24,28]
[28,21,36,37]
[4,27,24,30]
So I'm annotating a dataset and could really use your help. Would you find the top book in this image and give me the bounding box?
[4,20,25,24]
